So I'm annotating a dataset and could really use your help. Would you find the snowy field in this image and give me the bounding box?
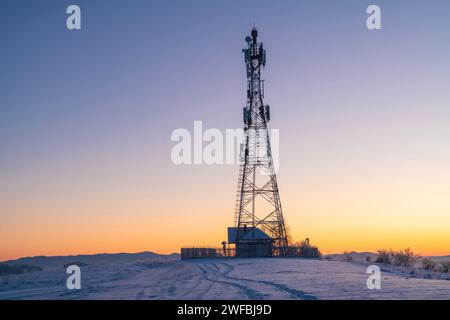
[0,253,449,300]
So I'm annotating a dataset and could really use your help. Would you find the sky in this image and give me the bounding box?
[1,0,450,261]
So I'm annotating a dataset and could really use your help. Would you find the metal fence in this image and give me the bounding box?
[181,245,320,260]
[180,247,236,260]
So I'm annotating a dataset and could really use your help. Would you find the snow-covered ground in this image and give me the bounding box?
[325,252,450,281]
[0,253,449,299]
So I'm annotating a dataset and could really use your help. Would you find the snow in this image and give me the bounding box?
[325,252,450,281]
[0,254,449,299]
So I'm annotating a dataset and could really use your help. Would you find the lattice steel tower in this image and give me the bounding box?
[234,28,289,255]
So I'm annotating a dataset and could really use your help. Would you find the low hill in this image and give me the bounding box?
[0,251,180,269]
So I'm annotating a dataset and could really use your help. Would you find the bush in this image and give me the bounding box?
[390,248,420,267]
[421,258,436,271]
[375,248,420,267]
[437,261,450,273]
[343,251,352,262]
[375,249,391,264]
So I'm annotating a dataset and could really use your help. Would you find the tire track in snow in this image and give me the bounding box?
[196,264,265,299]
[211,262,318,300]
[191,267,215,300]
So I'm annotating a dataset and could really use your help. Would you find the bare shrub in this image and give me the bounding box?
[421,258,436,271]
[343,251,352,262]
[390,248,420,267]
[437,261,450,273]
[375,248,420,267]
[375,249,391,264]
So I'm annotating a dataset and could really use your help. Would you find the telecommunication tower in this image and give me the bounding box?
[233,28,289,255]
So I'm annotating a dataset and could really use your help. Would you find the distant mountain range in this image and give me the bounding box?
[0,251,180,268]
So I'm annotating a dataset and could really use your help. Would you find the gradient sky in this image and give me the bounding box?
[1,0,450,261]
